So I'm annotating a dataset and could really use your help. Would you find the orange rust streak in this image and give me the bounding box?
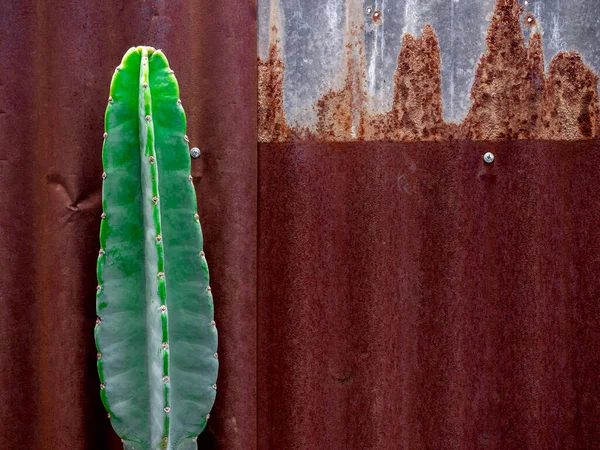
[258,0,600,143]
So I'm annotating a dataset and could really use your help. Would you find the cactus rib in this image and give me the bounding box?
[95,46,218,450]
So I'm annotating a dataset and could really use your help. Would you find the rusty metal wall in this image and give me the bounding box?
[2,0,600,449]
[258,140,600,449]
[0,1,257,449]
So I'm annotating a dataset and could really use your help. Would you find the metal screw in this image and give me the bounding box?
[483,152,495,164]
[366,6,372,14]
[163,376,170,383]
[190,147,201,159]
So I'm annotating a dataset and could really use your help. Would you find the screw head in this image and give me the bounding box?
[162,376,170,383]
[149,156,155,164]
[142,82,148,89]
[483,152,495,164]
[194,213,200,221]
[164,406,170,413]
[366,6,372,13]
[190,147,201,159]
[100,383,105,390]
[162,342,169,349]
[145,115,151,122]
[157,272,165,279]
[102,172,107,180]
[108,96,113,103]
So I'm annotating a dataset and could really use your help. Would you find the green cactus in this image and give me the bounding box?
[95,46,218,450]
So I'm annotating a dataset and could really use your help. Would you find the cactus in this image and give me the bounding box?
[95,46,218,450]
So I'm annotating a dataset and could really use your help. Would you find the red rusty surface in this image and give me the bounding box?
[258,140,600,449]
[258,0,600,142]
[0,0,257,449]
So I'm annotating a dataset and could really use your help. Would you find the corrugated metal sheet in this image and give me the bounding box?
[0,1,257,449]
[2,0,600,449]
[258,140,600,449]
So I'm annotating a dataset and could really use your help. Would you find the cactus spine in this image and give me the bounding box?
[95,46,218,450]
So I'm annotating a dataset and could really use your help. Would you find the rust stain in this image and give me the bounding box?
[363,25,449,141]
[258,0,600,142]
[314,26,367,141]
[462,0,546,140]
[524,13,536,28]
[258,26,289,143]
[372,10,382,24]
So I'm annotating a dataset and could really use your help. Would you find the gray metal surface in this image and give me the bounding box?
[258,0,600,127]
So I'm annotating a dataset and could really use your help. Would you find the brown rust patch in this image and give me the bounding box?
[372,10,382,24]
[462,0,545,140]
[258,0,600,142]
[542,52,600,140]
[314,27,367,141]
[364,25,447,141]
[258,26,289,143]
[524,13,536,27]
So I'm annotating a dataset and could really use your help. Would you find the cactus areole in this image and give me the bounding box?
[95,46,218,450]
